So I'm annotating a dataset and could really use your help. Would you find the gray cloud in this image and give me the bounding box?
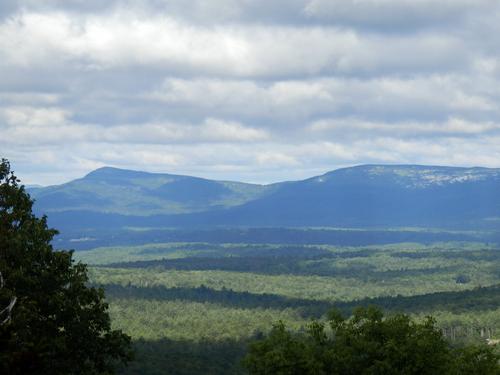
[1,0,495,31]
[1,0,500,185]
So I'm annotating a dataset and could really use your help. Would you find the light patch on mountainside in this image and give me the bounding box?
[365,165,500,188]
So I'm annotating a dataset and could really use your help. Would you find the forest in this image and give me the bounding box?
[80,240,500,374]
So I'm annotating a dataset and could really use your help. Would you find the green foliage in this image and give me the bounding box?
[243,307,500,375]
[0,159,133,375]
[83,239,499,375]
[107,298,303,341]
[453,345,500,375]
[122,338,248,375]
[77,229,499,374]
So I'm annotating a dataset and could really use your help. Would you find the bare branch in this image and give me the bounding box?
[0,271,17,325]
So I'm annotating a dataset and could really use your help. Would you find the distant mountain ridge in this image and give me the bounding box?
[31,166,275,216]
[29,164,500,231]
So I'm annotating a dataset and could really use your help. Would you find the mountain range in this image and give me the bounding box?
[29,164,500,232]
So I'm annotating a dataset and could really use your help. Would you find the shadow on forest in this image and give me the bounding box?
[103,255,461,279]
[57,226,492,251]
[119,337,249,375]
[102,283,500,318]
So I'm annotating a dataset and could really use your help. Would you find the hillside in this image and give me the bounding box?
[30,164,500,231]
[212,165,500,228]
[30,167,274,216]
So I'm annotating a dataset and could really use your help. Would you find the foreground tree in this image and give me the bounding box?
[244,306,500,375]
[0,159,132,375]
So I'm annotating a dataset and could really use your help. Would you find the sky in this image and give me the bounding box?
[1,0,500,185]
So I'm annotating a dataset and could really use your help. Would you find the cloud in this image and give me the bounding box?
[2,1,495,32]
[1,1,500,185]
[101,118,269,144]
[1,106,69,127]
[0,10,471,78]
[0,106,268,145]
[304,0,495,31]
[146,76,498,127]
[308,117,500,138]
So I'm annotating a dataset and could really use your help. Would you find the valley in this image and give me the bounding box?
[30,164,500,374]
[76,237,500,374]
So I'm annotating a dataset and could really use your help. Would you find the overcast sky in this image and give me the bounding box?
[2,0,500,185]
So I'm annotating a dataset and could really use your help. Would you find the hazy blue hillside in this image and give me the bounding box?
[31,165,500,232]
[30,167,274,216]
[213,165,500,228]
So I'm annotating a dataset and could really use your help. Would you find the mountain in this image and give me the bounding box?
[209,164,500,228]
[29,165,500,231]
[30,167,275,216]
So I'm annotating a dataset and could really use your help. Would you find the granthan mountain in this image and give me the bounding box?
[29,164,500,232]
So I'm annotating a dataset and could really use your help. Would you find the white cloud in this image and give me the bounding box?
[308,117,500,137]
[0,11,252,73]
[1,1,500,184]
[0,10,471,77]
[256,152,299,167]
[0,106,268,145]
[103,118,269,144]
[146,76,498,127]
[1,106,70,127]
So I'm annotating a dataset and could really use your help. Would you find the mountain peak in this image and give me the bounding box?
[315,164,500,189]
[30,163,500,230]
[84,166,164,180]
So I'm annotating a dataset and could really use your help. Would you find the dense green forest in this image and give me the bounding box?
[244,306,500,374]
[78,239,500,374]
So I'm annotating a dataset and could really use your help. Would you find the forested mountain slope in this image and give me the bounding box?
[30,165,500,231]
[30,167,274,216]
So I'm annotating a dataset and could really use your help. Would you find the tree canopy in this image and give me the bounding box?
[0,159,132,375]
[243,306,500,375]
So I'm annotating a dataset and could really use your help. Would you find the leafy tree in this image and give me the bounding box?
[243,306,500,375]
[453,345,500,375]
[0,159,133,375]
